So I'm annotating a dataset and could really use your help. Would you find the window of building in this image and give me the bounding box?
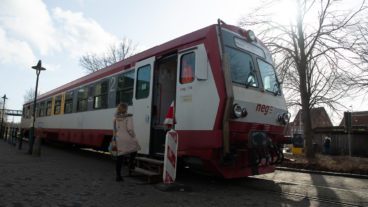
[54,95,62,115]
[116,70,134,105]
[77,87,88,112]
[180,52,195,84]
[93,81,108,109]
[136,65,151,99]
[46,100,52,116]
[64,91,74,114]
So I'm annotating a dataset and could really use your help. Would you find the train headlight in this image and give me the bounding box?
[278,113,290,125]
[233,104,248,118]
[233,104,243,118]
[242,108,248,117]
[247,30,256,42]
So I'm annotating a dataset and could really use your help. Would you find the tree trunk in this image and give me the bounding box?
[301,98,315,159]
[296,0,314,159]
[298,59,315,159]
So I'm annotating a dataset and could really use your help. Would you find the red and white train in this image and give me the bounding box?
[21,20,289,178]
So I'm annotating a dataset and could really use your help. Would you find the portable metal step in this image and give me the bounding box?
[133,156,164,183]
[134,167,160,176]
[136,157,164,165]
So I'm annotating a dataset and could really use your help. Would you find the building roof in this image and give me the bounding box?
[292,107,333,128]
[339,111,368,128]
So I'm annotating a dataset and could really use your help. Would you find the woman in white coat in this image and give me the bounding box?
[113,103,140,182]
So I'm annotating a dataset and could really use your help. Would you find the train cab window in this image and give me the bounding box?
[77,87,88,112]
[257,59,280,95]
[54,95,62,115]
[39,102,45,117]
[64,91,73,114]
[226,47,258,88]
[136,65,151,99]
[116,70,134,105]
[93,81,108,109]
[46,100,52,116]
[180,52,195,84]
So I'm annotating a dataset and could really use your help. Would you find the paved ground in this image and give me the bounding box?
[0,140,367,207]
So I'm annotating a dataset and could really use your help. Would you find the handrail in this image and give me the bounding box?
[217,19,234,158]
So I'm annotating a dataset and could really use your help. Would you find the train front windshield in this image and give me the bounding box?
[225,46,280,95]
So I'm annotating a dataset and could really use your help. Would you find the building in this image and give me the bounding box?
[314,111,368,157]
[339,111,368,128]
[287,107,333,136]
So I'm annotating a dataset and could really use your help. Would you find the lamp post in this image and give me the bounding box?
[28,60,46,155]
[1,94,8,139]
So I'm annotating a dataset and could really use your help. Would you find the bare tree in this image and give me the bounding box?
[239,0,367,158]
[347,20,368,88]
[23,88,40,103]
[80,38,137,73]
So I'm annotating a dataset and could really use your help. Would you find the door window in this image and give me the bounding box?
[136,65,151,99]
[180,52,195,84]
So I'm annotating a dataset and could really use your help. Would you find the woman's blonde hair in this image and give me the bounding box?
[116,103,128,114]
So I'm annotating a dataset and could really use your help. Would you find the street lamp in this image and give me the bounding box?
[1,94,8,139]
[28,60,46,155]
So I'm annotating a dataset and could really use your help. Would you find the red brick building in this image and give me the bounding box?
[339,111,368,128]
[286,107,333,136]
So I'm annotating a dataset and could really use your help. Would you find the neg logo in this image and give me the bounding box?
[256,104,273,115]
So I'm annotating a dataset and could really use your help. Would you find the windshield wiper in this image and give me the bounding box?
[245,71,256,88]
[273,83,280,96]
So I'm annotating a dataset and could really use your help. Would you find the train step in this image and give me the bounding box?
[134,156,164,183]
[136,156,164,165]
[134,167,160,176]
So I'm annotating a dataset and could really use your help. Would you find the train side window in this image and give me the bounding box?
[26,105,30,118]
[136,65,151,99]
[77,87,88,112]
[46,100,52,116]
[116,70,134,105]
[93,81,108,109]
[35,103,40,117]
[64,91,74,114]
[180,52,195,84]
[54,95,62,115]
[94,81,108,109]
[39,102,45,117]
[22,107,25,118]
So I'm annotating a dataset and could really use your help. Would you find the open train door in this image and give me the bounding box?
[133,57,155,155]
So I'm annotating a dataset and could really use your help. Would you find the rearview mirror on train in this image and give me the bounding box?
[195,45,208,81]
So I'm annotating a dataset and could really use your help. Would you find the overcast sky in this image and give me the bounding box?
[0,0,258,121]
[0,0,366,124]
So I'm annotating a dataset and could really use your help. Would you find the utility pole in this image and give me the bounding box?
[28,60,46,155]
[1,94,8,140]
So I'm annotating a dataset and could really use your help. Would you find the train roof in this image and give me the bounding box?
[25,24,219,105]
[24,22,253,105]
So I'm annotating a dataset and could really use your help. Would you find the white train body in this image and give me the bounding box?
[21,22,288,178]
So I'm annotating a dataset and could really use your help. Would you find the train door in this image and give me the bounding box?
[150,54,177,157]
[133,57,155,155]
